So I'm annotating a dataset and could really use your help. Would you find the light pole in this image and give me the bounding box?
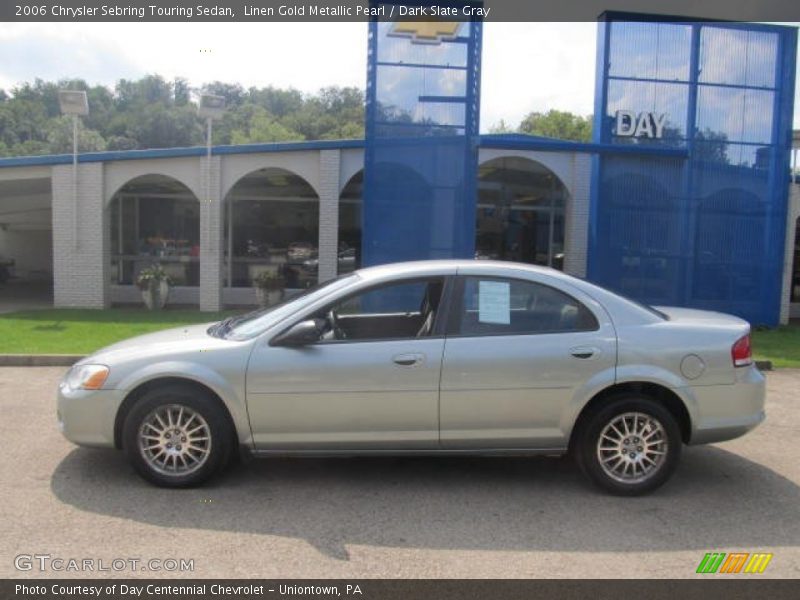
[197,94,226,289]
[58,90,89,250]
[198,94,226,185]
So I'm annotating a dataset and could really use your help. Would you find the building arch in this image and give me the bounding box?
[476,156,570,269]
[338,169,363,274]
[107,174,201,292]
[478,149,578,203]
[104,160,204,207]
[220,153,321,200]
[222,167,320,296]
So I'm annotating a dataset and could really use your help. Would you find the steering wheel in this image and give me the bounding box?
[327,309,347,340]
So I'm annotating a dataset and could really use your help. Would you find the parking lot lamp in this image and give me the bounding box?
[58,90,89,250]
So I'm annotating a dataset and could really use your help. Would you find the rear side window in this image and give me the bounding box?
[454,276,598,336]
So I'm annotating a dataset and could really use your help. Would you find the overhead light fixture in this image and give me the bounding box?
[198,94,226,120]
[58,90,89,116]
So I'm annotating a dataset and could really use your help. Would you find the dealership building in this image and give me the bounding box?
[0,14,798,325]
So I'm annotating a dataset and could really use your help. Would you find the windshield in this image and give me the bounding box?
[212,273,359,340]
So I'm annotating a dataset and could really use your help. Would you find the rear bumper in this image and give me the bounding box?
[688,365,766,445]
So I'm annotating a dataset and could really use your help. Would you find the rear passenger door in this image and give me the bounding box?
[439,275,616,449]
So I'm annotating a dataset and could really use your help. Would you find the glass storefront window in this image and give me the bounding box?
[109,175,200,287]
[476,157,567,269]
[224,168,319,293]
[338,171,363,275]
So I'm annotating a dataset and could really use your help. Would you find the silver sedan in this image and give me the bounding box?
[57,260,765,495]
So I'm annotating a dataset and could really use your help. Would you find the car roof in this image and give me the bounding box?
[355,259,568,282]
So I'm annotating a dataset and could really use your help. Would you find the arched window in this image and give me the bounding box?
[223,168,320,294]
[477,157,568,269]
[108,174,200,288]
[338,170,363,274]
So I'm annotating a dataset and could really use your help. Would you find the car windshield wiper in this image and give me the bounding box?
[211,315,244,338]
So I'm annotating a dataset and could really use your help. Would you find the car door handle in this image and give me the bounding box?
[570,346,599,359]
[392,353,425,367]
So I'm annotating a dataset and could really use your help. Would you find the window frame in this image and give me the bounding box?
[273,275,456,346]
[445,275,600,339]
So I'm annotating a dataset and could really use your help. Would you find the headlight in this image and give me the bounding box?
[63,364,109,391]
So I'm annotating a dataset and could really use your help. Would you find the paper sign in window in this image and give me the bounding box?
[478,280,510,324]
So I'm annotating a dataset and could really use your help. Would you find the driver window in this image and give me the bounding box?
[319,277,445,342]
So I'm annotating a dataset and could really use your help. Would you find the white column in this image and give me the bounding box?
[563,152,593,278]
[199,155,223,311]
[318,149,341,283]
[52,162,109,308]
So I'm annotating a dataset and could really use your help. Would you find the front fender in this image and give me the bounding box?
[114,361,253,446]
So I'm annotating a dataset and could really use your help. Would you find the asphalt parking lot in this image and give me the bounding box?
[1,367,798,579]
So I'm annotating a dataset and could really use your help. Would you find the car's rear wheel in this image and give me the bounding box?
[575,396,681,495]
[122,385,232,487]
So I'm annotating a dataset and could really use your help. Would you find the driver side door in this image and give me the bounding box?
[246,277,449,450]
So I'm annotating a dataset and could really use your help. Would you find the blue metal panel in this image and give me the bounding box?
[362,2,483,267]
[589,16,798,326]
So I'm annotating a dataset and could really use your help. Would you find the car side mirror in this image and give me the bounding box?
[270,319,325,347]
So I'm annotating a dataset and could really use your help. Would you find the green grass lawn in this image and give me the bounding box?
[0,309,237,354]
[0,308,798,368]
[752,325,800,369]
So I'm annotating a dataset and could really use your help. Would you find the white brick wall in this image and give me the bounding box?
[44,147,597,310]
[199,156,223,311]
[317,150,341,283]
[52,162,109,308]
[564,153,593,278]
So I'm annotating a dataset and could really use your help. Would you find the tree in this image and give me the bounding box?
[230,106,303,144]
[489,119,514,134]
[694,128,729,164]
[0,76,366,157]
[518,109,592,142]
[45,116,107,153]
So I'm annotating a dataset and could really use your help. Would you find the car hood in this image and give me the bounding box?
[81,322,231,365]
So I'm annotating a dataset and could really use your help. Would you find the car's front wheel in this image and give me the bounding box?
[122,385,233,487]
[575,396,682,495]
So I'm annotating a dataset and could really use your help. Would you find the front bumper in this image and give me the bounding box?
[57,384,124,448]
[688,364,766,445]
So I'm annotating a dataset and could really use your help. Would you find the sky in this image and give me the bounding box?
[0,21,797,131]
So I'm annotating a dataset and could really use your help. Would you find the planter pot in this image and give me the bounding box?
[141,280,170,310]
[255,287,283,307]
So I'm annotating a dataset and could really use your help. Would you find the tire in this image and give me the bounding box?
[122,384,233,488]
[574,395,682,496]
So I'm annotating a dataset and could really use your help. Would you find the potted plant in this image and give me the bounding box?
[136,263,172,310]
[253,271,285,307]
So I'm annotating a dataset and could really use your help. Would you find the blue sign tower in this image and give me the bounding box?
[362,2,483,267]
[589,14,797,326]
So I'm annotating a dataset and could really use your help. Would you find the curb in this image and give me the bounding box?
[755,360,773,371]
[0,355,84,367]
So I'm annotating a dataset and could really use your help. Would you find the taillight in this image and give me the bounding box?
[732,334,752,367]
